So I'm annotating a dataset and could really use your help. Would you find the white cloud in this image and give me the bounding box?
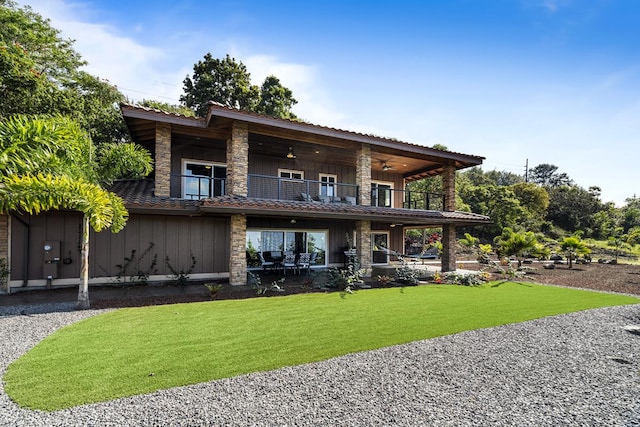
[20,0,186,103]
[243,54,346,126]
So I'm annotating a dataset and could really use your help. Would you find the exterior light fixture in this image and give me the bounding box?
[287,147,296,159]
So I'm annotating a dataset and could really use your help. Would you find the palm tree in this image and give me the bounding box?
[0,115,151,309]
[494,227,538,267]
[560,235,590,268]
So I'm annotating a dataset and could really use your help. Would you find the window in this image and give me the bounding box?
[319,173,337,197]
[246,229,327,268]
[371,232,390,264]
[182,160,226,200]
[371,181,393,207]
[278,169,304,180]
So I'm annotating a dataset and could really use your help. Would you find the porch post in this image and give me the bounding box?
[229,214,247,286]
[155,123,171,197]
[226,121,249,197]
[356,143,371,205]
[355,220,372,277]
[441,164,457,271]
[0,214,9,292]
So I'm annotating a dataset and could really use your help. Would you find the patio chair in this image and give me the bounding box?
[258,252,275,272]
[309,251,318,268]
[297,252,311,275]
[282,253,298,276]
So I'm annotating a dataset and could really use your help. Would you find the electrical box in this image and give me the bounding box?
[44,241,61,262]
[43,240,61,280]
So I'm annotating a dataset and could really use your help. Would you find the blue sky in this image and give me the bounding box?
[21,0,640,206]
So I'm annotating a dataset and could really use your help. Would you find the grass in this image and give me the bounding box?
[4,282,638,411]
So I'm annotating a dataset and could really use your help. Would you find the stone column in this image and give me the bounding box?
[229,214,247,286]
[441,164,457,271]
[441,223,457,272]
[155,123,171,197]
[226,121,249,197]
[442,164,456,212]
[355,220,372,277]
[0,214,9,292]
[356,144,371,206]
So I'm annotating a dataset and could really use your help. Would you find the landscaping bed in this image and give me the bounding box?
[87,261,640,309]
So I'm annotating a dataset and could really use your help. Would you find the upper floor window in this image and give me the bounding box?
[371,181,393,208]
[279,169,304,180]
[183,160,226,200]
[319,173,337,197]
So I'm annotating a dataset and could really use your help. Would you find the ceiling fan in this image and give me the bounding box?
[382,161,394,171]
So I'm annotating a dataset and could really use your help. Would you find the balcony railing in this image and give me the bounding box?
[171,173,445,211]
[371,188,445,211]
[248,174,359,204]
[172,174,226,200]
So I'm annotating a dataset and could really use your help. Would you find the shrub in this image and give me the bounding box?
[166,252,197,286]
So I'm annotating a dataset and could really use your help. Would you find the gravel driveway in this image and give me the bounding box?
[1,302,639,426]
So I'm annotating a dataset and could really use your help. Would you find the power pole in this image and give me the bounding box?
[524,159,529,182]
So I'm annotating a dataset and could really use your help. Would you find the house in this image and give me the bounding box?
[0,102,491,292]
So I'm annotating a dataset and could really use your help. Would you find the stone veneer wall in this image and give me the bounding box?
[356,220,372,277]
[229,214,247,286]
[441,224,457,272]
[356,143,372,205]
[226,121,249,197]
[155,123,171,197]
[228,121,249,285]
[441,164,457,271]
[442,164,456,212]
[0,214,8,292]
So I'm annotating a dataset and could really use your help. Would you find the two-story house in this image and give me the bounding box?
[2,102,490,292]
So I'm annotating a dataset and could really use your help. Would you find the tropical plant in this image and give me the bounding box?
[493,227,538,267]
[0,115,152,308]
[560,235,591,268]
[203,283,224,300]
[0,1,129,145]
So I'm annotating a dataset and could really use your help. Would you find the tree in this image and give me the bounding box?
[0,1,128,145]
[255,76,297,119]
[181,53,298,119]
[181,53,259,116]
[493,227,538,267]
[546,185,604,236]
[509,182,549,231]
[560,235,590,268]
[0,115,152,308]
[458,183,525,237]
[529,164,572,187]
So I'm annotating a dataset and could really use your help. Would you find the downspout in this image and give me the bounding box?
[11,214,30,287]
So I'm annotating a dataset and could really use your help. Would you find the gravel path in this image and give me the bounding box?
[1,302,639,426]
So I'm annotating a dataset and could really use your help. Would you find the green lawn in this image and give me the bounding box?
[4,282,638,411]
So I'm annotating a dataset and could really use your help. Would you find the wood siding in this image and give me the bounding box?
[11,212,230,283]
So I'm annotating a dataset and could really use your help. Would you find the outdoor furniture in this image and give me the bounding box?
[343,196,356,205]
[297,252,311,275]
[258,252,275,272]
[282,253,298,276]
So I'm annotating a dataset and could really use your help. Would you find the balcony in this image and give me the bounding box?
[248,174,359,204]
[173,173,445,211]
